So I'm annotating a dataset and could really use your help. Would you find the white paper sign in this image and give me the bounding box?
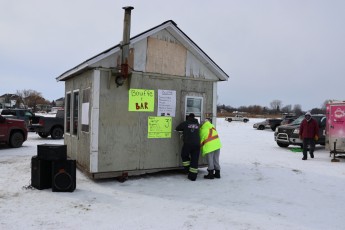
[82,102,89,125]
[157,90,176,117]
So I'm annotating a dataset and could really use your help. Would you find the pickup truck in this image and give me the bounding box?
[0,115,28,148]
[274,114,326,148]
[0,109,41,131]
[32,110,64,139]
[225,115,249,123]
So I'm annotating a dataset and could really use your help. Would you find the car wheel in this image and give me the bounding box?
[227,118,232,122]
[243,119,248,123]
[38,132,49,138]
[10,132,24,148]
[277,142,289,148]
[258,125,265,130]
[51,127,64,139]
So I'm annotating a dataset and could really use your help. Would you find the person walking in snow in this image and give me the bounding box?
[299,112,319,160]
[175,113,200,181]
[199,118,222,179]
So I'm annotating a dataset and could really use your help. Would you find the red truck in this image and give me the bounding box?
[0,115,28,148]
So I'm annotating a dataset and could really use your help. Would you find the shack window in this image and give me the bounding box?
[185,96,203,120]
[73,91,79,135]
[81,88,90,132]
[66,93,71,133]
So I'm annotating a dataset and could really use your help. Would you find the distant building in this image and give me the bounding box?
[55,97,65,107]
[0,94,20,108]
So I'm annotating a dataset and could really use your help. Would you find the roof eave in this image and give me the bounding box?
[56,46,121,81]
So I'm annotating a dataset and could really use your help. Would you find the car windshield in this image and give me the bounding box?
[290,115,304,125]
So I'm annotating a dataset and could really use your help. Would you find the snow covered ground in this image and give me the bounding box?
[1,118,345,230]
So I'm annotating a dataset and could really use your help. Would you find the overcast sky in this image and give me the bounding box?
[1,0,344,111]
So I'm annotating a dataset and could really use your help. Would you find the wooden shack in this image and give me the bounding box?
[56,7,229,179]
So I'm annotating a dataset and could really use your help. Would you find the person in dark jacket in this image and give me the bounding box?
[175,113,200,181]
[299,112,319,160]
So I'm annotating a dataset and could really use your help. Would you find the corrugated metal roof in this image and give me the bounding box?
[56,20,229,81]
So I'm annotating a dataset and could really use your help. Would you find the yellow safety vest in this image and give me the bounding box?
[200,121,221,156]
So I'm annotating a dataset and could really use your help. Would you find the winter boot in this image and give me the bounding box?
[214,170,221,179]
[310,152,314,158]
[188,172,197,181]
[204,170,214,179]
[302,155,307,160]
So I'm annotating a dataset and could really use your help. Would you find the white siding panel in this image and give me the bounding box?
[150,29,181,45]
[90,69,100,173]
[212,82,218,128]
[186,51,218,80]
[133,38,147,72]
[90,52,120,69]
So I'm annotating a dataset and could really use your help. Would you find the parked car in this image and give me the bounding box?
[280,116,297,126]
[274,114,326,148]
[31,110,64,139]
[0,109,41,131]
[225,115,249,123]
[0,115,28,148]
[269,118,284,131]
[253,118,282,131]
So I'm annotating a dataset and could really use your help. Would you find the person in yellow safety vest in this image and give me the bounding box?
[200,119,222,179]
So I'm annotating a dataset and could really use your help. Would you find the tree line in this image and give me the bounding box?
[217,99,329,116]
[5,90,331,116]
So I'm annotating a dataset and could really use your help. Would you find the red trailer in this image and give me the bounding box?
[326,101,345,161]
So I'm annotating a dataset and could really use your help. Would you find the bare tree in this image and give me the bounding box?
[270,100,282,114]
[311,108,324,114]
[321,100,328,114]
[293,104,303,116]
[281,104,292,114]
[247,105,263,114]
[16,89,49,111]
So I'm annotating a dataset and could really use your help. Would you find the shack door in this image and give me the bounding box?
[328,104,345,151]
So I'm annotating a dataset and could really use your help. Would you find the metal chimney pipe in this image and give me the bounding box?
[121,6,134,65]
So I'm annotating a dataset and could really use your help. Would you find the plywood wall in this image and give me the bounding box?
[146,37,187,76]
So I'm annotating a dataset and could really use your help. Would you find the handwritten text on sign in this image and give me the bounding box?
[148,116,172,138]
[128,89,155,112]
[157,89,176,117]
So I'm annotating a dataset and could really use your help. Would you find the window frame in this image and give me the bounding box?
[185,96,203,121]
[72,90,80,136]
[65,92,71,134]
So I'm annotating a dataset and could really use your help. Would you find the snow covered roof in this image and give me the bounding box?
[56,20,229,81]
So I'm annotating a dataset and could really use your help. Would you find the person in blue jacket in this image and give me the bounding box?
[175,113,200,181]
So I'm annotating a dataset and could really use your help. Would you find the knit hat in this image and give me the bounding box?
[305,112,311,116]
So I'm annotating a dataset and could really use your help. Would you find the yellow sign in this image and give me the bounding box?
[148,116,172,138]
[128,89,155,112]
